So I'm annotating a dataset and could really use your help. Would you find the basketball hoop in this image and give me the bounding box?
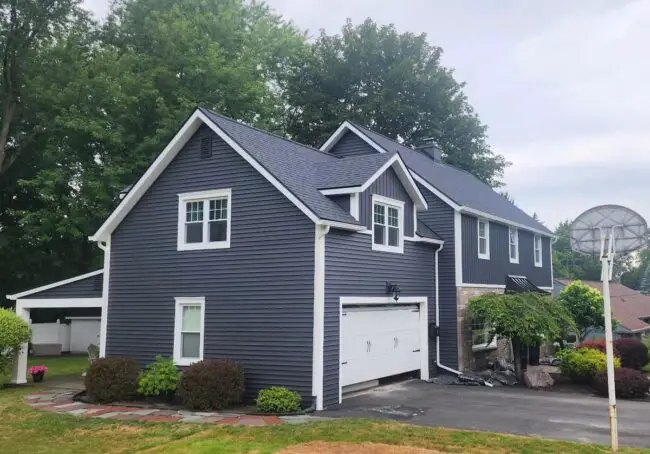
[570,205,648,452]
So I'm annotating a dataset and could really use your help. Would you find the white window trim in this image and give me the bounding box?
[534,234,543,267]
[471,319,498,352]
[173,297,205,366]
[509,227,519,264]
[477,218,490,260]
[177,189,231,251]
[371,194,404,254]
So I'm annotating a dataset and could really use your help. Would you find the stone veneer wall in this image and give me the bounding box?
[457,286,512,371]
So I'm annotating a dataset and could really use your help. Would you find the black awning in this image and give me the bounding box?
[505,275,550,294]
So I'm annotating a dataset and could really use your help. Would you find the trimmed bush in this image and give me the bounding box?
[0,309,31,380]
[593,367,650,399]
[256,387,302,413]
[138,355,181,398]
[614,338,649,370]
[557,348,621,384]
[178,359,245,410]
[85,357,140,403]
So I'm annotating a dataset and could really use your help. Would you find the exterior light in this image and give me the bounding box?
[386,282,401,302]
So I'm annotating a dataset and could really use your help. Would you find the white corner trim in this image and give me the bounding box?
[477,218,490,260]
[177,188,232,251]
[91,109,328,242]
[454,211,462,287]
[549,239,555,285]
[6,269,104,300]
[99,238,110,357]
[312,224,328,410]
[15,298,104,308]
[320,121,387,155]
[320,187,362,196]
[350,193,360,221]
[173,297,205,367]
[371,194,404,254]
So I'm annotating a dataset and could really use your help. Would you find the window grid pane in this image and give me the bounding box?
[186,201,204,223]
[479,238,487,254]
[373,204,385,225]
[182,305,201,332]
[478,221,486,237]
[387,207,399,227]
[209,198,228,221]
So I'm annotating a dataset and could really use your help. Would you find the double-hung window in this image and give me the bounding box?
[472,318,497,351]
[178,189,231,251]
[173,297,205,366]
[534,234,543,267]
[372,195,404,253]
[477,219,490,259]
[509,227,519,264]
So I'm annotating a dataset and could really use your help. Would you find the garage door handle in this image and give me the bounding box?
[413,349,420,352]
[341,361,348,365]
[394,337,399,348]
[367,340,371,352]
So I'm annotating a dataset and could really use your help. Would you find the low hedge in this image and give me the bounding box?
[593,367,650,399]
[178,359,245,410]
[557,348,620,384]
[85,357,140,403]
[256,387,302,413]
[614,338,649,370]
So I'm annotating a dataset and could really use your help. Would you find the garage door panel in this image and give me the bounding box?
[341,304,422,387]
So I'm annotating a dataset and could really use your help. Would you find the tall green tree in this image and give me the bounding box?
[284,18,508,187]
[557,281,606,343]
[552,220,602,281]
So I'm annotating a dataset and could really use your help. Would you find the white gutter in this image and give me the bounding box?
[434,243,463,376]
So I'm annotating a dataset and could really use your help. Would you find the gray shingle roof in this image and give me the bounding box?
[348,122,552,235]
[416,220,443,241]
[313,153,395,189]
[201,108,361,226]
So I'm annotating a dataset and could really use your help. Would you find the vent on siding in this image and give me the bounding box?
[200,136,212,159]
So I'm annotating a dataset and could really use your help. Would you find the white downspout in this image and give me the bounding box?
[434,244,463,376]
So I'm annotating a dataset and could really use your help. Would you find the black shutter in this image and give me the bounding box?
[200,136,212,159]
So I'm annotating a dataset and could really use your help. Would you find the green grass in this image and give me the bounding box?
[0,387,647,454]
[28,354,89,379]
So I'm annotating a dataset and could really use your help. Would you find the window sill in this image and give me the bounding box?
[534,263,543,268]
[478,254,490,260]
[174,357,202,367]
[372,244,404,254]
[178,241,230,251]
[509,259,519,264]
[472,342,498,352]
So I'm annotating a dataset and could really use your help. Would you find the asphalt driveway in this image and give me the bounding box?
[324,379,650,448]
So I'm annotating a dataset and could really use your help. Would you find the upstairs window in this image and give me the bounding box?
[477,219,490,259]
[178,189,231,251]
[509,227,519,264]
[372,195,404,254]
[534,234,543,267]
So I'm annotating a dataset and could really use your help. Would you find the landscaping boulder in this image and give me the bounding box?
[524,366,554,389]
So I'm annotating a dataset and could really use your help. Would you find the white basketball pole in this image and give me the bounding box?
[601,228,618,452]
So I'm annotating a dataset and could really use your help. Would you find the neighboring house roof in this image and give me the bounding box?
[6,270,104,300]
[555,279,650,333]
[321,121,553,236]
[91,109,431,242]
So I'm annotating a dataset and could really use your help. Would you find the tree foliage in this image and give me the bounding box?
[468,292,575,379]
[0,308,31,379]
[557,281,606,343]
[638,262,650,295]
[284,18,508,187]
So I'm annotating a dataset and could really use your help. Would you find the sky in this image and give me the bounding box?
[82,0,650,230]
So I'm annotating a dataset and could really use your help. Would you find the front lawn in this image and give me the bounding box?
[0,387,647,453]
[28,354,88,379]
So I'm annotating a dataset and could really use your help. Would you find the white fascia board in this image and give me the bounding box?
[319,219,366,231]
[91,109,325,242]
[410,172,461,210]
[15,298,103,309]
[6,269,104,300]
[320,121,387,155]
[459,207,555,238]
[411,235,444,246]
[360,155,428,210]
[320,187,362,195]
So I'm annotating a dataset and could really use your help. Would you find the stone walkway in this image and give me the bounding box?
[25,390,320,426]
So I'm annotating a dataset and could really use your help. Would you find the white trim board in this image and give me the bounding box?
[15,298,103,309]
[90,110,362,242]
[320,121,387,155]
[312,224,328,410]
[6,270,103,300]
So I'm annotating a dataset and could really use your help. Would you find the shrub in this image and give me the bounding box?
[85,357,140,403]
[557,348,621,383]
[138,355,181,398]
[256,387,302,413]
[614,338,649,370]
[593,367,650,399]
[178,359,245,410]
[577,340,608,354]
[0,309,31,379]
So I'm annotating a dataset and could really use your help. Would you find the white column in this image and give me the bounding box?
[11,303,30,384]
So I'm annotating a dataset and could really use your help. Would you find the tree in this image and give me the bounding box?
[468,292,575,380]
[639,263,650,295]
[557,281,606,343]
[0,0,82,175]
[284,18,508,187]
[0,308,30,380]
[621,248,650,290]
[552,220,603,281]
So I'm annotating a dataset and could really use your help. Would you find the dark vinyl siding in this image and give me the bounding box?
[416,184,458,369]
[323,230,436,407]
[22,274,103,299]
[461,214,552,287]
[329,130,380,157]
[107,125,315,403]
[329,194,350,213]
[360,168,414,237]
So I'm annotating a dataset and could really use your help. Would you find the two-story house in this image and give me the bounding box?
[8,108,553,410]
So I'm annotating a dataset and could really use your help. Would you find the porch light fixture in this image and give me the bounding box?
[386,282,401,302]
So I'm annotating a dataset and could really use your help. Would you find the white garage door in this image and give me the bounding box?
[341,304,422,387]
